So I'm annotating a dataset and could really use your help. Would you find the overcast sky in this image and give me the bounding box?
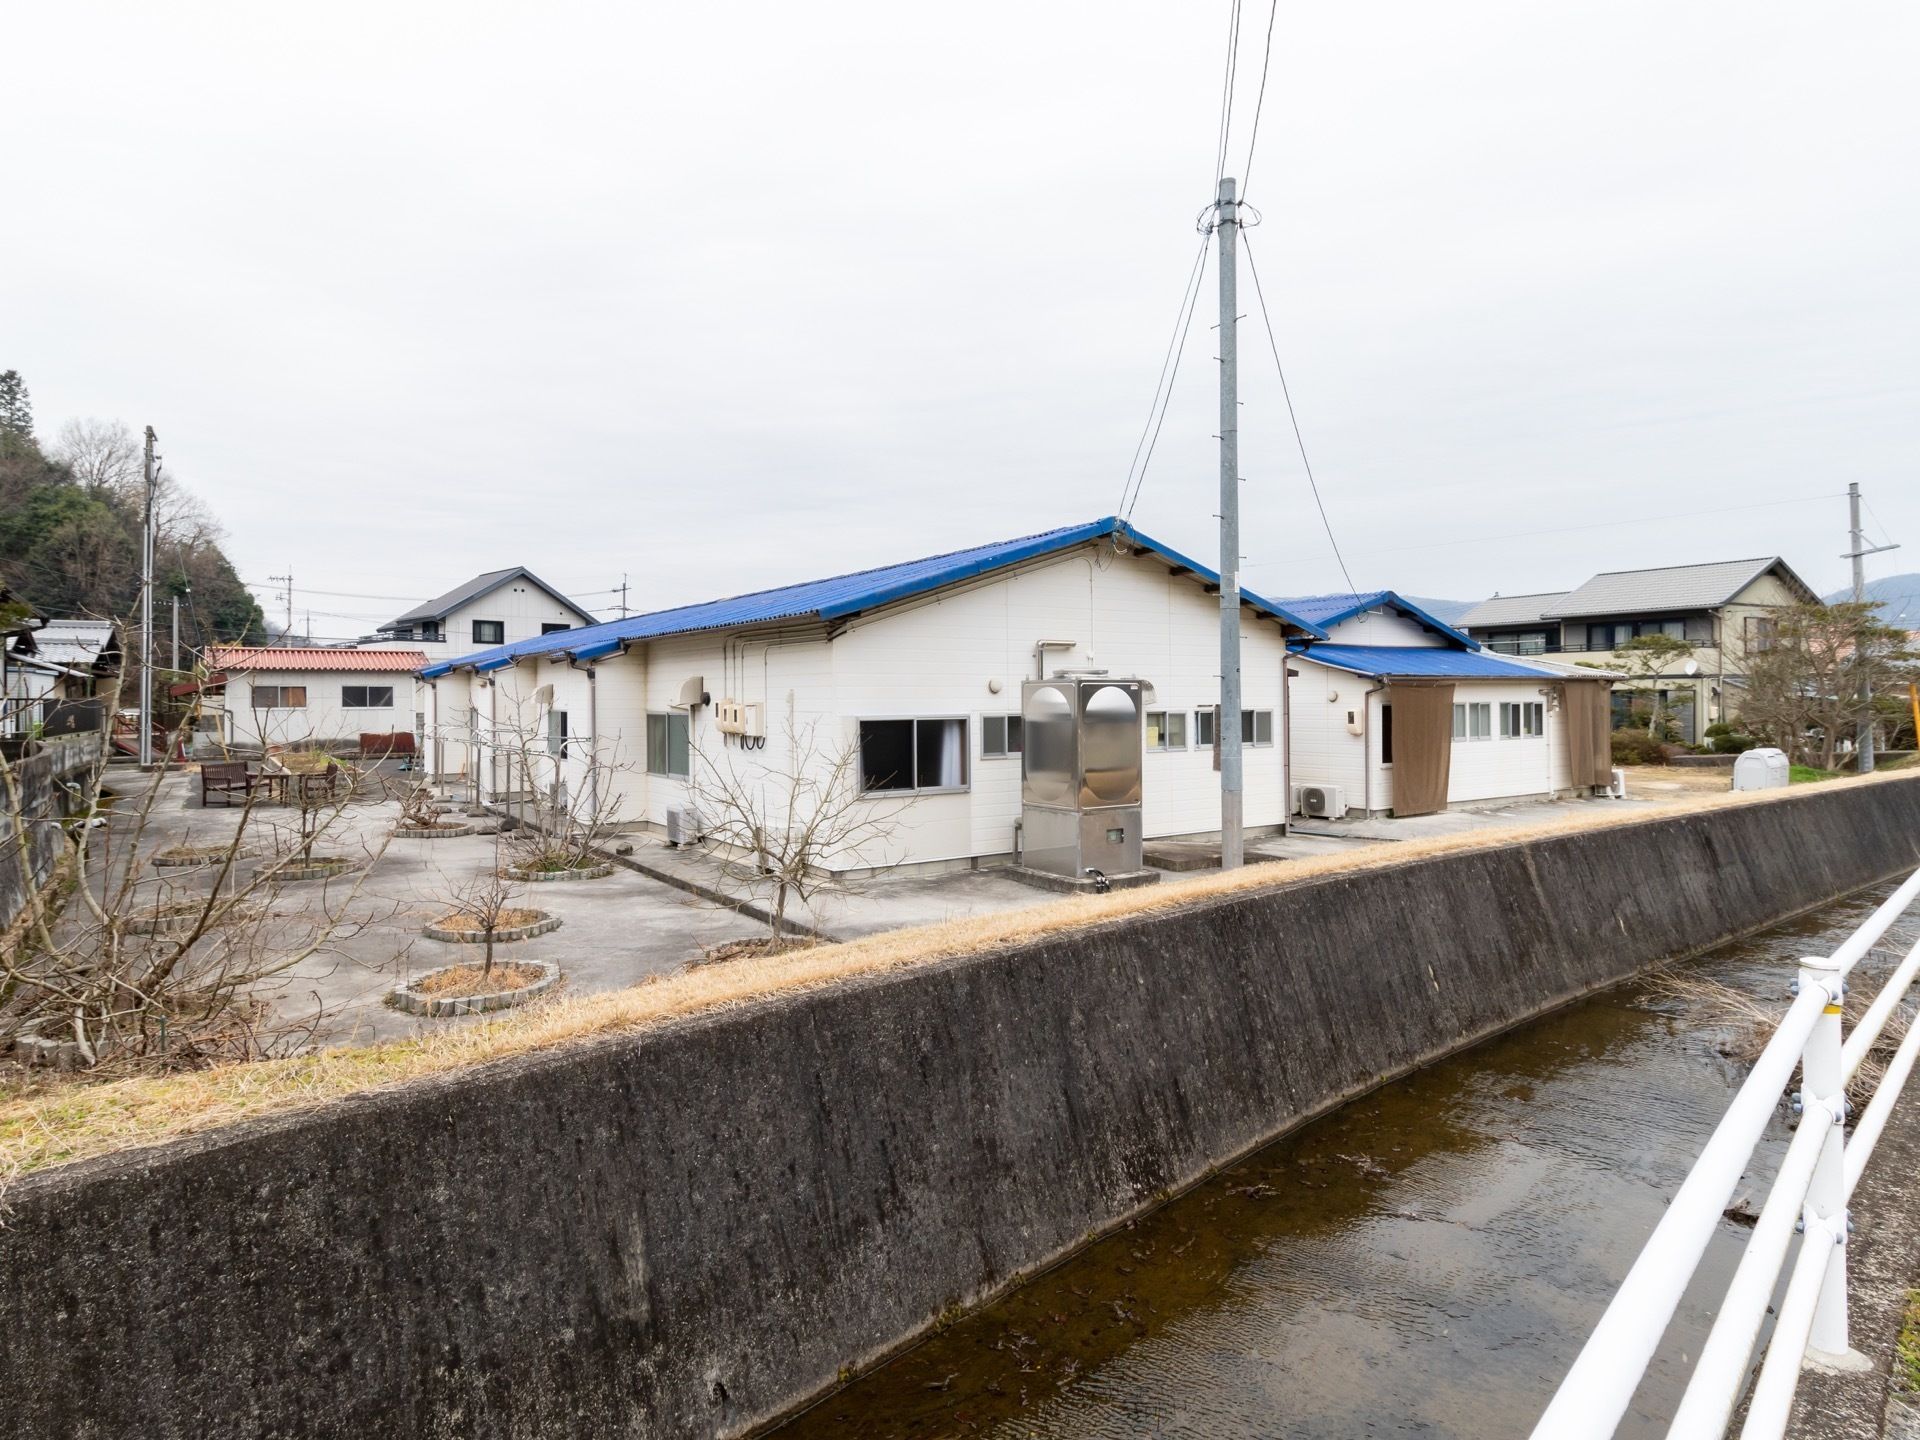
[6,3,1916,635]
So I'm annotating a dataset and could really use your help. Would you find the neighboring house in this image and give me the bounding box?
[367,567,598,660]
[1278,591,1616,817]
[3,619,124,734]
[1459,557,1820,743]
[206,648,428,749]
[419,518,1327,873]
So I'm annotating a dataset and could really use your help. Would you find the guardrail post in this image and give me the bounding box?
[1800,955,1869,1372]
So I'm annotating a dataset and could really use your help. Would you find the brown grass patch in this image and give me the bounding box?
[696,936,820,967]
[431,908,545,933]
[411,962,548,998]
[3,767,1916,1183]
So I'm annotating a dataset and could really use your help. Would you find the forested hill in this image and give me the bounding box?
[0,371,265,646]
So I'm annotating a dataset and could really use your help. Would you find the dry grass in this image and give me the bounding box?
[411,962,548,999]
[430,908,546,933]
[695,936,821,967]
[3,766,1916,1185]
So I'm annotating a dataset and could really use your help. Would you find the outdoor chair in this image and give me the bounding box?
[199,761,259,807]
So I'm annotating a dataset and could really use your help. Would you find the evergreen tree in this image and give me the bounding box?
[0,370,35,459]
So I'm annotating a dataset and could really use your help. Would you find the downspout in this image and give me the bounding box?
[428,679,440,782]
[586,665,598,821]
[1361,679,1386,816]
[1033,639,1076,681]
[1281,646,1296,835]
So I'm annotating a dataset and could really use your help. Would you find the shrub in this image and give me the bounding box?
[1611,728,1668,766]
[1704,721,1759,755]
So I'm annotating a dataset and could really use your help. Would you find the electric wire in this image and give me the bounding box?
[1239,0,1279,198]
[1240,230,1361,604]
[1211,0,1245,195]
[1118,235,1212,523]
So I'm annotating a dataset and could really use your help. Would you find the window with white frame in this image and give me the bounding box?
[1499,701,1544,738]
[859,718,967,793]
[548,709,569,758]
[646,712,690,778]
[1194,708,1216,747]
[1453,701,1491,740]
[342,685,395,709]
[981,713,1023,758]
[1145,710,1188,750]
[1241,709,1274,746]
[252,685,306,709]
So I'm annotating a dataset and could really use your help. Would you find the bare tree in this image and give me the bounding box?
[694,719,903,939]
[1579,632,1695,739]
[1739,602,1918,769]
[433,837,526,980]
[51,417,143,494]
[0,681,397,1069]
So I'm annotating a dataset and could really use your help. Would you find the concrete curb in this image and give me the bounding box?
[150,847,257,869]
[506,862,615,883]
[597,844,835,941]
[388,960,560,1017]
[268,857,355,882]
[422,911,561,944]
[395,824,478,840]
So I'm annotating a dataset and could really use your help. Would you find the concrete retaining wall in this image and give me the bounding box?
[5,776,1920,1439]
[0,733,104,935]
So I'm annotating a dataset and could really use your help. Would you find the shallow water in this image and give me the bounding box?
[772,884,1910,1440]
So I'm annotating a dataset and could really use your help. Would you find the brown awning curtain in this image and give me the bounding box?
[1385,682,1454,817]
[1561,680,1613,789]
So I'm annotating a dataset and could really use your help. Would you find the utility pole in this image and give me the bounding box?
[1844,482,1898,775]
[618,574,630,619]
[268,573,294,639]
[139,426,158,767]
[1216,176,1244,869]
[170,594,180,671]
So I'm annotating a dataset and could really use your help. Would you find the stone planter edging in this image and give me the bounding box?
[151,847,257,869]
[395,824,477,840]
[505,862,614,884]
[270,857,356,882]
[124,902,267,936]
[422,911,561,945]
[388,960,560,1017]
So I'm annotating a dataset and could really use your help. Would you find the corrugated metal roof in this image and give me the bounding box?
[1546,558,1817,619]
[1270,590,1478,648]
[1457,592,1570,629]
[25,619,120,669]
[421,518,1328,679]
[1289,643,1563,681]
[383,567,595,627]
[210,647,427,672]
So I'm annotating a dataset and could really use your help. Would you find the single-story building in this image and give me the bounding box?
[3,618,123,736]
[420,517,1328,873]
[206,647,429,750]
[1278,590,1617,817]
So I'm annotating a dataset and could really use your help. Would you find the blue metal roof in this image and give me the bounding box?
[1288,643,1559,681]
[420,517,1327,677]
[1270,590,1479,649]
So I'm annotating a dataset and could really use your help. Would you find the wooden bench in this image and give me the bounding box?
[199,761,259,807]
[359,732,416,762]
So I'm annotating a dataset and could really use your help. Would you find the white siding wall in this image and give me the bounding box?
[425,545,1294,870]
[222,670,410,748]
[1290,664,1577,815]
[1318,610,1450,647]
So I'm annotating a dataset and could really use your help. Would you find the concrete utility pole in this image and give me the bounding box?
[170,595,180,671]
[268,574,294,638]
[138,426,158,767]
[1215,176,1244,869]
[1845,482,1899,775]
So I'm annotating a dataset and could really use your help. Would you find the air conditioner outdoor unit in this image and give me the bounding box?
[666,806,703,847]
[1299,784,1344,819]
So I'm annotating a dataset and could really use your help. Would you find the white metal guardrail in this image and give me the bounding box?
[1532,863,1920,1440]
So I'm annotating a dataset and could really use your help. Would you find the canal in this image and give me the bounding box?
[772,881,1914,1439]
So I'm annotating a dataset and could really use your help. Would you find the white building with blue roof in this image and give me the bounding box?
[1278,591,1618,818]
[420,518,1327,872]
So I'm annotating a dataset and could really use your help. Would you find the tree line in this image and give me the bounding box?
[0,369,265,647]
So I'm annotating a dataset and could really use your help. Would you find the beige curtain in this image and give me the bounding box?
[1561,681,1613,788]
[1386,683,1454,817]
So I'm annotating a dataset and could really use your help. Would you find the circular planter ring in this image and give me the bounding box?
[506,861,614,884]
[422,910,561,945]
[125,901,267,936]
[395,823,477,840]
[388,960,560,1017]
[151,846,257,869]
[271,856,356,882]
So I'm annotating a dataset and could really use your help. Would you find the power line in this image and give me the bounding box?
[1118,235,1212,522]
[1240,0,1279,197]
[1211,0,1245,194]
[1240,230,1360,602]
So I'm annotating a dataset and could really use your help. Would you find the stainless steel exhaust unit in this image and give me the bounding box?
[1020,678,1145,878]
